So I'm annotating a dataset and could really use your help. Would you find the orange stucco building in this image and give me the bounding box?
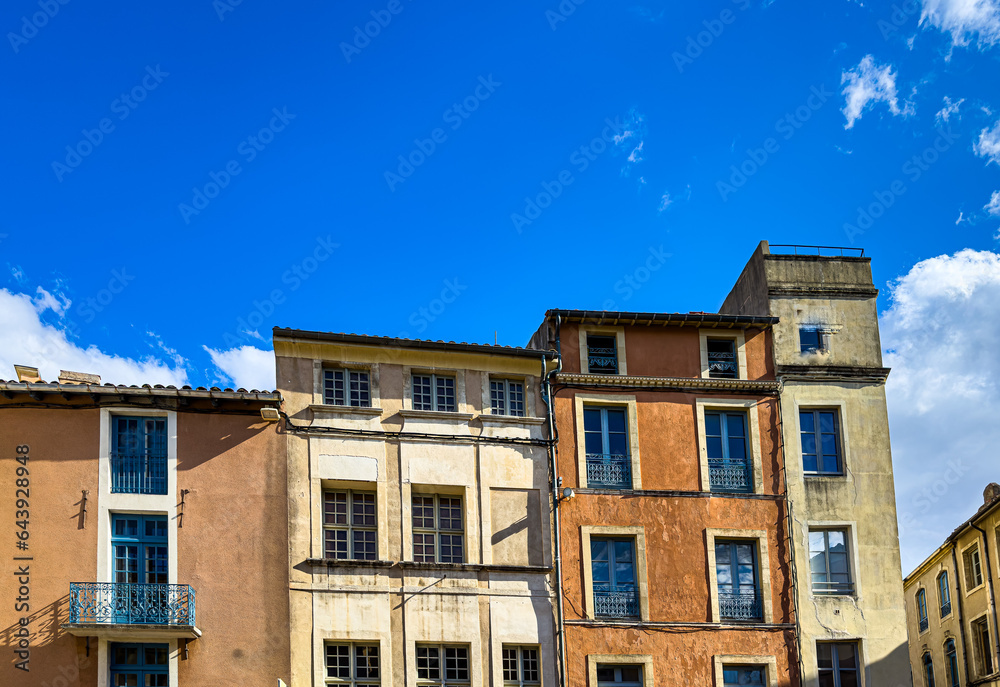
[0,373,290,687]
[530,310,798,687]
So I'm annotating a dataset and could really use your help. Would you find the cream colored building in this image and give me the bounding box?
[274,328,557,687]
[722,242,911,686]
[904,484,1000,687]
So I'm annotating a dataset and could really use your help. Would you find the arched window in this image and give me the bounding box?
[918,589,929,631]
[939,571,952,617]
[924,652,936,687]
[945,639,959,687]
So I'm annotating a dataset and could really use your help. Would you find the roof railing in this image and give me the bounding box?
[768,244,865,258]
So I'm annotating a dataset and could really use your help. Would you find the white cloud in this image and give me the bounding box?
[920,0,1000,48]
[614,108,647,177]
[974,120,1000,164]
[935,95,965,123]
[0,288,189,386]
[986,190,1000,215]
[882,249,1000,573]
[657,192,672,213]
[955,210,965,224]
[203,345,275,391]
[840,55,913,129]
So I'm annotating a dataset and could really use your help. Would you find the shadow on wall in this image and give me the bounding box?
[0,594,68,650]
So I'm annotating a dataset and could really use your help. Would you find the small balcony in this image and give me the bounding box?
[719,591,763,621]
[708,459,751,493]
[111,452,167,494]
[587,347,619,374]
[941,602,952,618]
[63,583,200,639]
[586,453,632,489]
[919,616,929,632]
[594,588,638,618]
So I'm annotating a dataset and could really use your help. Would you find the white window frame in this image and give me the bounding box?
[416,644,471,686]
[490,378,526,417]
[501,645,540,686]
[325,642,382,686]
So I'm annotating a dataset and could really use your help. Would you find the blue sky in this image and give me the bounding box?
[4,0,1000,571]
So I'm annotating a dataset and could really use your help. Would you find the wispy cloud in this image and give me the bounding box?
[658,192,672,213]
[840,55,914,129]
[935,95,965,123]
[985,190,1000,215]
[614,108,647,177]
[920,0,1000,48]
[974,120,1000,164]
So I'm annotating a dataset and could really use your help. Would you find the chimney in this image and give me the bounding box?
[13,365,41,383]
[985,483,1000,504]
[57,370,101,385]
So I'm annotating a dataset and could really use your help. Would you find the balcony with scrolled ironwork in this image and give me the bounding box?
[941,601,952,618]
[110,451,168,494]
[586,453,632,489]
[708,459,751,493]
[587,348,618,374]
[62,582,201,639]
[719,590,763,621]
[593,588,639,618]
[707,351,737,379]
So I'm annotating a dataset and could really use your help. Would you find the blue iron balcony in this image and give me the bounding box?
[111,452,167,494]
[719,591,763,621]
[64,583,200,639]
[586,453,632,489]
[708,459,751,493]
[587,348,618,374]
[593,588,639,618]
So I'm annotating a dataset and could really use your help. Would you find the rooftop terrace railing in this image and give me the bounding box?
[768,244,865,257]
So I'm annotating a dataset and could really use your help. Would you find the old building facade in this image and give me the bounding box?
[274,328,558,687]
[0,372,290,687]
[528,309,799,686]
[904,484,1000,687]
[721,241,911,686]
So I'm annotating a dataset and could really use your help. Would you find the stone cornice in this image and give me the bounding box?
[776,365,890,383]
[554,373,780,394]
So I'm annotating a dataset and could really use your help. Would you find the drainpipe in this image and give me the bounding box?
[541,314,567,687]
[950,543,971,686]
[970,523,1000,674]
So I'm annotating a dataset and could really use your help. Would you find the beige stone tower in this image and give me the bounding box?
[721,241,911,687]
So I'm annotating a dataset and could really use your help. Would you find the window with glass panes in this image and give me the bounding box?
[110,643,168,687]
[705,410,751,493]
[946,639,959,687]
[973,616,993,675]
[939,571,952,617]
[723,665,765,686]
[800,327,827,354]
[707,338,738,378]
[591,538,638,618]
[809,529,853,595]
[587,335,619,374]
[923,653,936,687]
[323,491,377,560]
[412,374,456,412]
[817,643,859,687]
[917,589,929,631]
[502,646,540,686]
[324,369,371,407]
[416,645,470,686]
[412,495,463,563]
[596,665,643,686]
[964,546,984,588]
[800,410,842,475]
[490,378,525,417]
[715,540,761,621]
[583,406,631,489]
[325,643,380,686]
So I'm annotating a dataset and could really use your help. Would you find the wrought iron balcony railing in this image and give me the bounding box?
[941,602,952,618]
[587,347,618,374]
[719,591,763,621]
[110,451,167,494]
[68,583,195,626]
[919,616,929,632]
[586,453,632,489]
[812,581,856,596]
[707,351,737,378]
[708,459,751,493]
[593,588,638,618]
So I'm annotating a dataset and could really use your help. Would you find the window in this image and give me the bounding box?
[596,665,643,686]
[939,572,952,618]
[707,339,738,379]
[924,653,936,687]
[946,639,959,687]
[111,416,167,494]
[490,378,525,417]
[584,406,631,489]
[817,643,859,687]
[706,411,751,493]
[723,666,766,685]
[715,540,762,621]
[591,538,638,618]
[964,545,984,589]
[800,410,842,475]
[323,491,377,560]
[326,643,380,686]
[917,589,929,632]
[416,645,469,686]
[324,369,371,407]
[112,514,167,585]
[412,495,463,563]
[110,643,168,687]
[809,530,853,595]
[412,374,456,412]
[800,327,828,354]
[587,335,619,374]
[502,646,539,686]
[973,616,993,676]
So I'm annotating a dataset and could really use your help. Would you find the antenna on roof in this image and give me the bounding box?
[495,331,498,346]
